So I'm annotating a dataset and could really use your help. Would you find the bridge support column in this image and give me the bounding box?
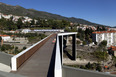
[72,34,76,60]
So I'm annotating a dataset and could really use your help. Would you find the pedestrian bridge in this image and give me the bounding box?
[8,32,116,77]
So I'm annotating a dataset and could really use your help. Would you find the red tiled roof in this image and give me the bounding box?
[104,65,108,68]
[0,35,10,37]
[108,46,116,51]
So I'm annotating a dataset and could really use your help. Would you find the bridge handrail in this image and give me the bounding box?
[11,34,54,71]
[54,35,62,77]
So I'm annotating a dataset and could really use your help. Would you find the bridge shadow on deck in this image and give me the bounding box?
[47,43,56,77]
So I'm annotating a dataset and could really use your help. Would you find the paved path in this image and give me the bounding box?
[0,71,26,77]
[13,35,56,77]
[0,52,13,72]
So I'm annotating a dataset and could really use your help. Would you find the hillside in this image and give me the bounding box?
[0,2,104,26]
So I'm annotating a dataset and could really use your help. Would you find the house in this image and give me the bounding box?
[9,30,15,33]
[92,31,116,47]
[21,29,31,33]
[108,28,116,31]
[0,35,10,41]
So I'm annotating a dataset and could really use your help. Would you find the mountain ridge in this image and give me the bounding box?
[0,2,106,26]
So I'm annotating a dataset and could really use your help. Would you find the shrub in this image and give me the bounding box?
[93,51,108,61]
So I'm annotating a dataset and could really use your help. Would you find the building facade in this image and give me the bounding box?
[0,35,11,41]
[92,31,116,47]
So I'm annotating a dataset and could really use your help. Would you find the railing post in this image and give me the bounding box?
[11,57,17,71]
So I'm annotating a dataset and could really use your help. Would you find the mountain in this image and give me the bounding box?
[0,2,104,26]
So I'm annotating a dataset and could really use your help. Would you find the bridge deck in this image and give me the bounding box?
[12,35,56,77]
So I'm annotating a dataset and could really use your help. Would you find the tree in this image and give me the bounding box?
[16,18,23,29]
[30,19,35,25]
[85,62,91,69]
[102,26,106,31]
[77,40,81,45]
[99,40,107,47]
[89,38,92,43]
[77,28,85,41]
[93,50,108,61]
[96,64,102,72]
[71,27,77,32]
[14,47,19,54]
[24,21,30,27]
[77,23,80,26]
[83,41,87,45]
[0,36,2,42]
[65,27,71,32]
[97,26,100,31]
[23,46,27,50]
[10,16,13,21]
[1,45,5,51]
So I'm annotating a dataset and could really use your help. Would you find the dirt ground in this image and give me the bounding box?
[63,45,116,73]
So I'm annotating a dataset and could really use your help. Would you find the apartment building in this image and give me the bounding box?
[92,31,116,47]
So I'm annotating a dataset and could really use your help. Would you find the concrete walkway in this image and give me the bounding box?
[12,35,56,77]
[0,52,13,72]
[0,71,26,77]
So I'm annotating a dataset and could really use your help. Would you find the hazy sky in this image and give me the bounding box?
[0,0,116,26]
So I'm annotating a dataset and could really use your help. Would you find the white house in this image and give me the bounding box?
[21,29,31,33]
[92,31,116,47]
[0,35,11,41]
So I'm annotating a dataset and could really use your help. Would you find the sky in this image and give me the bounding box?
[0,0,116,26]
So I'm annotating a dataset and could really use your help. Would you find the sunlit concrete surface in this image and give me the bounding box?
[0,52,13,72]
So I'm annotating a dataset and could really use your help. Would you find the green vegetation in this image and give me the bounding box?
[93,51,108,61]
[97,26,107,31]
[77,40,81,45]
[83,41,87,45]
[0,16,70,30]
[77,28,93,44]
[36,19,70,29]
[0,44,28,54]
[77,28,85,41]
[30,27,52,29]
[99,40,107,47]
[68,62,102,72]
[23,46,27,50]
[0,44,14,52]
[0,17,17,30]
[92,40,108,61]
[65,26,77,32]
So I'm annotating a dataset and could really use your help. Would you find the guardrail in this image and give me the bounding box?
[11,34,55,71]
[54,32,77,77]
[54,35,62,77]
